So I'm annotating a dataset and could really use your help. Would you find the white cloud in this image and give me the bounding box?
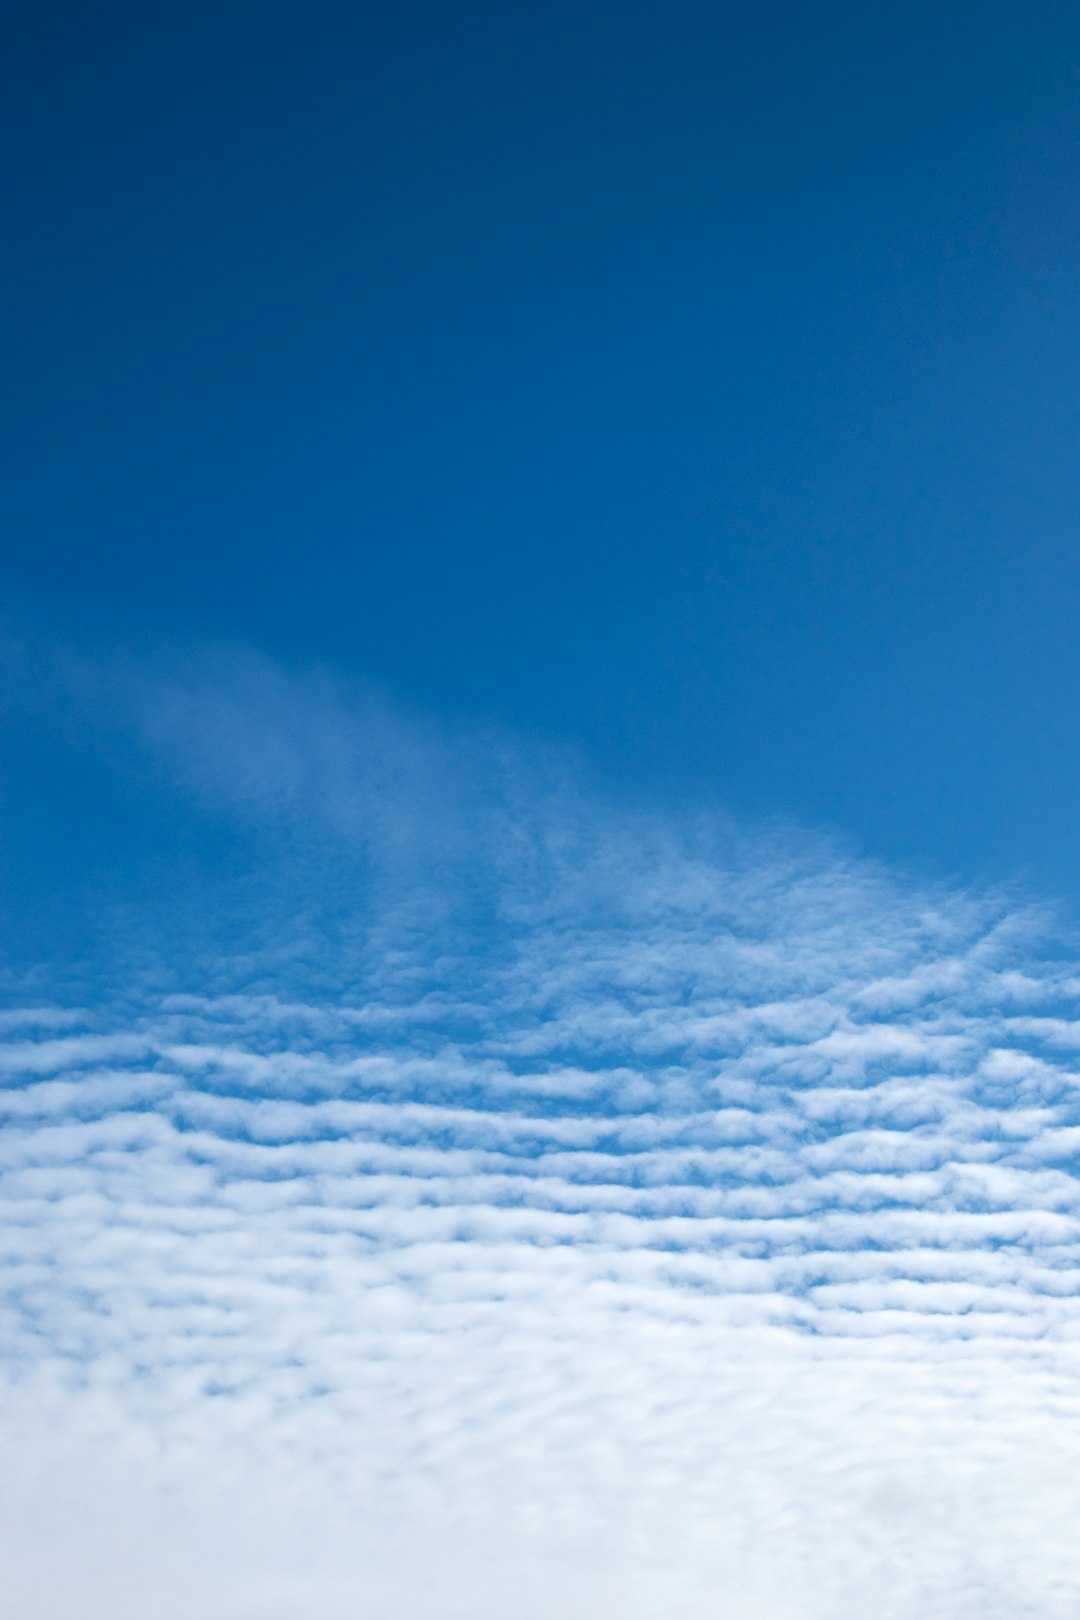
[2,643,1080,1617]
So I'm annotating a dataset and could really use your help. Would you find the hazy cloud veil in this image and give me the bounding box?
[3,643,1080,1619]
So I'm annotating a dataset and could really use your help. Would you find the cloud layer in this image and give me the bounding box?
[2,644,1079,1618]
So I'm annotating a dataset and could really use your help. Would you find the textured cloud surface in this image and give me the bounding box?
[3,648,1080,1618]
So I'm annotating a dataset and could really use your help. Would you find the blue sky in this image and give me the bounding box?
[4,5,1080,1618]
[6,0,1080,896]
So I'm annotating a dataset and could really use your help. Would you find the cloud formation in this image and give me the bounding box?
[2,642,1079,1618]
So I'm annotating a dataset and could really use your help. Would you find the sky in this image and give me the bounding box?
[4,4,1080,1617]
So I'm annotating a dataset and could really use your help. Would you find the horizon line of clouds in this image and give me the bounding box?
[6,617,1058,929]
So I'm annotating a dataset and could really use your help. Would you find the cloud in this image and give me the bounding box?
[1,638,1079,1617]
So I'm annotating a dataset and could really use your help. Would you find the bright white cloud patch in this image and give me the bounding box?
[2,646,1079,1618]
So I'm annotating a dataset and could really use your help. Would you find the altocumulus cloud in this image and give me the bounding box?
[2,641,1080,1619]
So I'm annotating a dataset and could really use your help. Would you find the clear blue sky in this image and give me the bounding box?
[5,0,1080,906]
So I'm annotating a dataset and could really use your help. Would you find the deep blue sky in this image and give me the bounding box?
[4,1,1080,903]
